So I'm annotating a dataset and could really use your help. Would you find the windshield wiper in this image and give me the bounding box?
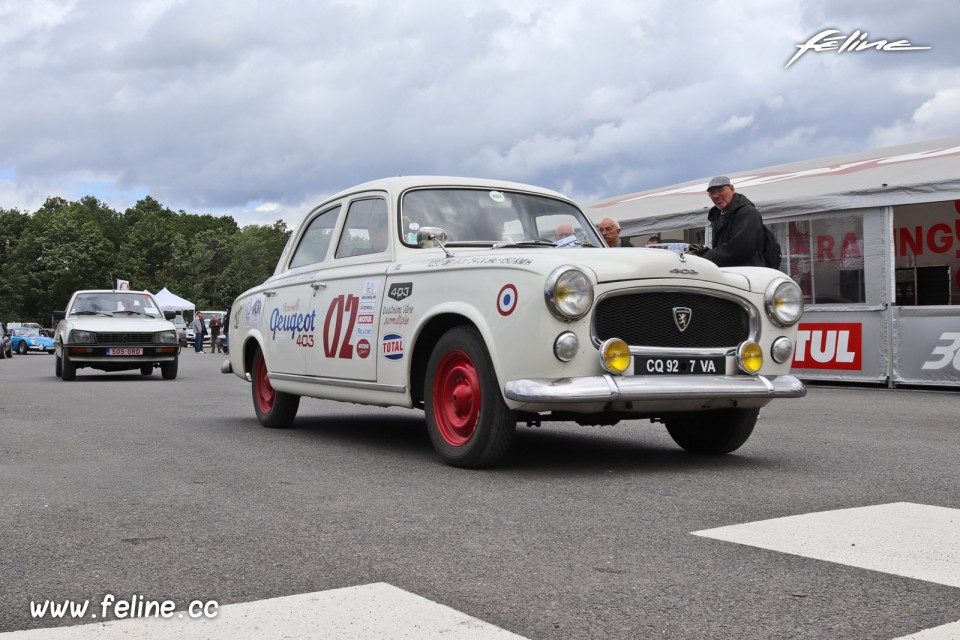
[72,311,111,316]
[112,310,151,316]
[492,240,558,249]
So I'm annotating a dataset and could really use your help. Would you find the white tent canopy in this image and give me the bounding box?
[151,287,195,312]
[586,135,960,236]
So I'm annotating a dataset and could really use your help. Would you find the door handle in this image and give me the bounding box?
[263,290,277,297]
[311,283,327,291]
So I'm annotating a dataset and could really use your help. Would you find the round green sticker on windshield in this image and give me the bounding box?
[489,191,505,203]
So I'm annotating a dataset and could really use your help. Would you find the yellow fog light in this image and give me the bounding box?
[600,338,631,375]
[737,341,763,374]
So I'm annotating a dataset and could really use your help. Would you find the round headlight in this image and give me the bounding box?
[545,266,594,320]
[765,278,804,327]
[599,338,631,375]
[737,341,763,374]
[771,336,794,364]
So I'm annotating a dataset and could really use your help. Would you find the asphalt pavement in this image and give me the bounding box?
[1,350,959,639]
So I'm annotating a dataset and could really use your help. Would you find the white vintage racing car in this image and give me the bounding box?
[223,177,805,467]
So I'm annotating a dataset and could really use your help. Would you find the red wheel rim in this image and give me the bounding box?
[254,355,276,414]
[432,350,480,447]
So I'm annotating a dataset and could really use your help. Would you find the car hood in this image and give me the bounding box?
[63,317,177,332]
[403,246,754,292]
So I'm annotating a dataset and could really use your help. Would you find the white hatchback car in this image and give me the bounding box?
[222,176,805,468]
[54,289,181,380]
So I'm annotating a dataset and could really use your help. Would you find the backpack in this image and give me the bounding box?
[761,224,782,270]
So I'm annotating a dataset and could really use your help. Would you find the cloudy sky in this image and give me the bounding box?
[2,0,958,227]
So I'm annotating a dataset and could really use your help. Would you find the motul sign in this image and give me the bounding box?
[793,323,863,370]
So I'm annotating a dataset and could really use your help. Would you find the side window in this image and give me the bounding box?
[335,198,389,258]
[289,205,341,269]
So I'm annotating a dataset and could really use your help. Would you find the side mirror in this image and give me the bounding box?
[52,311,66,322]
[164,310,176,320]
[416,227,449,248]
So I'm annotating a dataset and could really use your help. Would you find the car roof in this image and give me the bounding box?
[312,176,573,211]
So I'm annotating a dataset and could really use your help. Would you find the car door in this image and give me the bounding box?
[305,196,390,382]
[261,204,342,375]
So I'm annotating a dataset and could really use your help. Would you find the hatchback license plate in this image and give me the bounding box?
[106,347,143,356]
[635,356,723,375]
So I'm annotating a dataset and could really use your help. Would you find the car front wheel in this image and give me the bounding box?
[55,354,62,377]
[251,347,300,428]
[160,359,178,380]
[424,326,516,468]
[61,354,77,381]
[664,408,759,454]
[18,342,28,355]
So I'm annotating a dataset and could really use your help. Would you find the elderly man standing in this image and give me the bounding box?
[700,176,765,267]
[597,218,633,247]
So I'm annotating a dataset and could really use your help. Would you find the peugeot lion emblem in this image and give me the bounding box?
[673,307,692,333]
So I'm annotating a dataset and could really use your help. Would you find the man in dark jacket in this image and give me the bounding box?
[700,176,765,267]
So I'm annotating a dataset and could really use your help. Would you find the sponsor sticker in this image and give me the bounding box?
[382,333,405,360]
[356,339,371,359]
[388,282,413,301]
[793,322,862,370]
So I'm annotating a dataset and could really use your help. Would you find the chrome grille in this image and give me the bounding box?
[594,291,751,348]
[94,332,155,344]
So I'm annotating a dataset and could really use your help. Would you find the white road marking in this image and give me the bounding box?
[693,502,960,588]
[694,502,960,640]
[3,582,529,640]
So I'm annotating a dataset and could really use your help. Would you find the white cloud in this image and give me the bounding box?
[0,0,957,219]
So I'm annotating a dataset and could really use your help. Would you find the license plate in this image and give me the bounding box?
[106,347,143,356]
[635,356,724,375]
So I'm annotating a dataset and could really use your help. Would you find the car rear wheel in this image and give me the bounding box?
[61,354,77,381]
[424,326,515,468]
[55,354,62,377]
[17,342,28,355]
[251,347,300,428]
[664,408,759,454]
[160,359,178,380]
[140,365,153,376]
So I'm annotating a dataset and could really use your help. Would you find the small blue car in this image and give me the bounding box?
[10,327,55,355]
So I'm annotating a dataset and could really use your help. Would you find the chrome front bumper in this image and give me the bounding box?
[504,374,806,403]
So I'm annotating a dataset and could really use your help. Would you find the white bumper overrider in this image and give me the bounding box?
[504,374,806,403]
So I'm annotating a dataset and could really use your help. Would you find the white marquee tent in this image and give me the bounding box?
[151,287,195,313]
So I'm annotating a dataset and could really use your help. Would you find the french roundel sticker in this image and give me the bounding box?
[497,284,518,316]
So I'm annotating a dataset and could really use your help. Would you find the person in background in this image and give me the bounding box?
[699,176,765,267]
[646,235,661,247]
[190,312,205,354]
[597,218,633,247]
[222,305,231,355]
[209,313,222,353]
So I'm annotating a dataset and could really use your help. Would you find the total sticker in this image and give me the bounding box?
[497,284,518,316]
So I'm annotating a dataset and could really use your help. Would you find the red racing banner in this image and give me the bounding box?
[793,322,863,370]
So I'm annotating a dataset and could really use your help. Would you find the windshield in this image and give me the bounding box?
[69,292,163,317]
[399,188,601,247]
[13,328,41,337]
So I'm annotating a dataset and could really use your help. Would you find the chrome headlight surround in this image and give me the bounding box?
[765,278,804,327]
[544,266,594,321]
[70,330,95,344]
[155,330,179,344]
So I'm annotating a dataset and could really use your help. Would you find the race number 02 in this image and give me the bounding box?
[323,294,359,359]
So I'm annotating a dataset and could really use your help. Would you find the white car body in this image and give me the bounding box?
[54,289,181,380]
[223,176,805,467]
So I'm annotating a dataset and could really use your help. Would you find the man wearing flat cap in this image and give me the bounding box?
[699,176,765,267]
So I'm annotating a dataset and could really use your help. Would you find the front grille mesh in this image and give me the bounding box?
[594,291,751,348]
[94,332,155,344]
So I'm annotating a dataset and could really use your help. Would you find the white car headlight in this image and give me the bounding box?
[765,278,804,327]
[544,266,594,320]
[70,330,95,344]
[155,330,179,344]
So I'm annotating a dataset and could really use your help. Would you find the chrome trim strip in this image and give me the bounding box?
[591,286,760,349]
[269,372,406,394]
[505,374,806,403]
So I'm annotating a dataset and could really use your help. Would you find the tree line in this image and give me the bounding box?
[0,195,292,326]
